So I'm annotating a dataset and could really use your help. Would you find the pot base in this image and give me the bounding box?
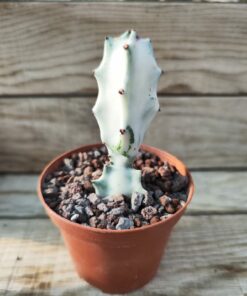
[81,271,157,294]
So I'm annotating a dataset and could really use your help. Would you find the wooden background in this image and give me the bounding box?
[0,2,247,172]
[0,2,247,296]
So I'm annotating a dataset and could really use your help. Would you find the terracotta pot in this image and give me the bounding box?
[37,143,194,294]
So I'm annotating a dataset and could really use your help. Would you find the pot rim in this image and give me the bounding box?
[37,143,194,234]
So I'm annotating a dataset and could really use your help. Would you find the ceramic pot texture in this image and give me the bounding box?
[37,144,194,294]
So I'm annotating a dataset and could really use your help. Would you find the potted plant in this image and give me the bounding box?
[37,30,194,294]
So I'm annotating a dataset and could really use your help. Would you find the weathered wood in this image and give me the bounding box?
[0,97,100,172]
[0,172,246,218]
[0,216,246,295]
[0,3,247,95]
[0,96,247,172]
[8,0,247,2]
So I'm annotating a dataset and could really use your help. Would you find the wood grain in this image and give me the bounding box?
[0,216,246,295]
[0,3,247,95]
[0,96,247,172]
[0,172,246,218]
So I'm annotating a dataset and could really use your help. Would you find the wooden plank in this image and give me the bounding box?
[0,172,247,218]
[146,96,247,168]
[0,96,247,172]
[0,97,100,173]
[9,0,247,2]
[0,3,247,95]
[0,216,246,295]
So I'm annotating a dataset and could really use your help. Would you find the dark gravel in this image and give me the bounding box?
[42,146,189,230]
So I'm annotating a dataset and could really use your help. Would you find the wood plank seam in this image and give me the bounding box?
[0,3,246,95]
[0,96,247,171]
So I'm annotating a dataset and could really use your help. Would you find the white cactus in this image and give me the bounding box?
[92,30,162,197]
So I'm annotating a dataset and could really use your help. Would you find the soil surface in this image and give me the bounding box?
[42,146,189,230]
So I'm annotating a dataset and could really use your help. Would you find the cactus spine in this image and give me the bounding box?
[92,30,162,197]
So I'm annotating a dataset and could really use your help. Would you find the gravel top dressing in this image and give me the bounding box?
[42,146,189,230]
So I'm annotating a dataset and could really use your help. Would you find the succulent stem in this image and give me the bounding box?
[92,30,162,196]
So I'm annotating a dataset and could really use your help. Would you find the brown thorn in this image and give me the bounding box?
[123,44,129,50]
[120,129,126,135]
[118,89,125,95]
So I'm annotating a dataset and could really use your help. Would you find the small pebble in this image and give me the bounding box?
[64,158,74,170]
[107,223,115,230]
[83,180,93,191]
[45,174,53,182]
[109,207,124,216]
[159,195,171,206]
[49,178,57,186]
[91,169,102,179]
[97,202,108,212]
[116,217,134,230]
[171,175,188,192]
[100,146,107,154]
[142,167,154,175]
[87,193,99,205]
[70,213,79,222]
[160,214,172,220]
[172,198,180,207]
[150,216,160,224]
[135,159,143,168]
[82,152,88,160]
[165,203,176,214]
[180,200,186,207]
[76,198,88,207]
[47,200,60,209]
[85,206,94,217]
[75,168,83,176]
[43,186,58,197]
[158,166,170,177]
[143,192,154,206]
[174,193,187,202]
[66,204,74,213]
[141,206,157,221]
[145,159,152,167]
[84,166,93,177]
[97,220,107,229]
[158,206,165,214]
[94,150,101,158]
[66,182,82,196]
[134,217,142,227]
[154,189,164,199]
[144,152,151,159]
[112,194,124,203]
[98,213,106,221]
[89,216,98,227]
[131,192,144,212]
[53,171,63,177]
[74,205,84,215]
[72,193,81,200]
